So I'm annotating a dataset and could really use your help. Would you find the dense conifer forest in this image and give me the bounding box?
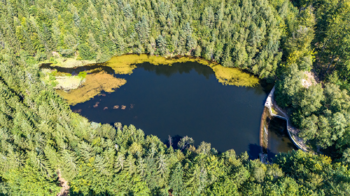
[0,0,350,195]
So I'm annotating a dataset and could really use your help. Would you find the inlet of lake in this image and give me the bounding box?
[43,55,296,159]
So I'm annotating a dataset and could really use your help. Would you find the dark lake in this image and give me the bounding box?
[44,58,295,159]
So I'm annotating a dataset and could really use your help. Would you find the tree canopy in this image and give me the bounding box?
[0,0,350,195]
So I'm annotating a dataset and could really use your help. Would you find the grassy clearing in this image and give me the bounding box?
[56,71,126,105]
[54,76,84,91]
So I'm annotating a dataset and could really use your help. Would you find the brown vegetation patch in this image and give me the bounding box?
[55,55,260,106]
[106,55,259,87]
[56,71,126,105]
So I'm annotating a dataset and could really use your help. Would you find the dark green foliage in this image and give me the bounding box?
[274,0,350,152]
[0,57,348,194]
[0,0,349,195]
[275,150,350,195]
[275,64,304,107]
[277,77,350,149]
[0,0,287,79]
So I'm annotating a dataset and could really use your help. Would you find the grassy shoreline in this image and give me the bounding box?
[40,54,260,105]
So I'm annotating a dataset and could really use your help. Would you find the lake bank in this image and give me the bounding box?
[41,54,260,105]
[260,86,309,162]
[40,56,268,158]
[40,54,298,159]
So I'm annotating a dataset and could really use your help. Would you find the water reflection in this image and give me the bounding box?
[267,117,297,160]
[137,62,214,79]
[65,62,267,157]
[40,55,294,159]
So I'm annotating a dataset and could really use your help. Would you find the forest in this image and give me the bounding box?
[0,0,350,195]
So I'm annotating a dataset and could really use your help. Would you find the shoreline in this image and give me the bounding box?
[260,86,308,162]
[43,54,284,158]
[40,53,260,92]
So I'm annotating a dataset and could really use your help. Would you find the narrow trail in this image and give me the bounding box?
[57,170,70,196]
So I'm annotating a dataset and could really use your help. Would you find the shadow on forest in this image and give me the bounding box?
[40,60,216,79]
[40,63,115,75]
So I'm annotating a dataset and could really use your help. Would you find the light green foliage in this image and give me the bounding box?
[279,80,350,149]
[274,0,350,152]
[275,150,350,195]
[275,64,304,107]
[0,0,286,79]
[1,63,348,195]
[342,148,350,166]
[0,0,349,195]
[77,71,87,79]
[296,84,324,116]
[78,44,95,60]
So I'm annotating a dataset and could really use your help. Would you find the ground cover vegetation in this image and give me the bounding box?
[274,0,350,156]
[54,54,259,106]
[0,0,350,195]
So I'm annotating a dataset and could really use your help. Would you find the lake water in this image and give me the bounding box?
[267,118,297,160]
[43,56,295,159]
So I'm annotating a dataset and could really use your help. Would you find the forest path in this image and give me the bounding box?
[57,170,70,196]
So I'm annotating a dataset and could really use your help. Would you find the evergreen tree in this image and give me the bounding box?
[0,0,349,195]
[169,163,185,195]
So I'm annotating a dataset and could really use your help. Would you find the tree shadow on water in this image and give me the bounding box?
[136,62,214,79]
[248,143,280,162]
[163,134,183,149]
[248,143,264,160]
[267,117,298,161]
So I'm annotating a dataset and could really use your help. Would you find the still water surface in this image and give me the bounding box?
[267,118,297,160]
[71,62,267,158]
[46,59,295,159]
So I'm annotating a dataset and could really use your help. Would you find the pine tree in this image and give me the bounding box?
[135,16,150,45]
[156,35,167,55]
[123,4,134,19]
[169,163,186,195]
